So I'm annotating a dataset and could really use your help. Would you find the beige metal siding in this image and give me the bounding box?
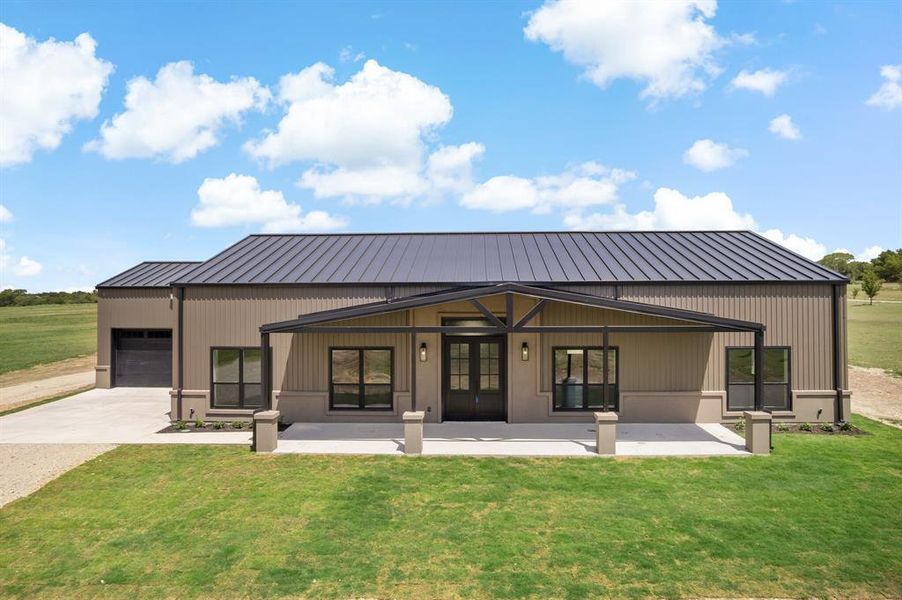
[617,284,838,391]
[96,288,176,387]
[181,286,435,392]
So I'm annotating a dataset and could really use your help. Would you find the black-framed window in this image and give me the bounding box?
[330,348,393,410]
[726,347,791,411]
[211,347,263,409]
[552,347,619,411]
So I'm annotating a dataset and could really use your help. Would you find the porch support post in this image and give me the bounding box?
[594,411,617,455]
[410,330,417,412]
[754,329,764,411]
[743,410,772,455]
[261,332,271,410]
[506,293,514,331]
[602,326,610,411]
[403,411,425,454]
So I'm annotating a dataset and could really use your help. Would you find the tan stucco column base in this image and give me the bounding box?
[254,410,280,453]
[403,411,425,455]
[594,412,618,455]
[743,411,772,455]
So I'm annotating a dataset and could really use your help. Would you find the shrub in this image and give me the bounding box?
[799,422,812,432]
[194,418,204,429]
[213,422,224,430]
[777,422,789,432]
[820,423,835,432]
[839,421,852,431]
[232,421,244,430]
[176,420,188,431]
[733,420,745,432]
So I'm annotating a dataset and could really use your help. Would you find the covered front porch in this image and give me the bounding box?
[272,421,751,457]
[256,282,769,425]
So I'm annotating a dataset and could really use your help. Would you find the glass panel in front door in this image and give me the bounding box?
[478,342,500,391]
[449,342,469,390]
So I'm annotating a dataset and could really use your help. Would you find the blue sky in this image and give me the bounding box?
[1,0,900,292]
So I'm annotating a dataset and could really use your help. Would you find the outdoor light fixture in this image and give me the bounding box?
[419,342,428,362]
[521,341,529,361]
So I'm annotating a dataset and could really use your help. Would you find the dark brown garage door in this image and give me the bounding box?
[113,329,172,387]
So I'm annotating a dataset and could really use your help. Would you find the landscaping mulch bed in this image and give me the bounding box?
[157,421,292,434]
[733,422,868,437]
[157,422,251,434]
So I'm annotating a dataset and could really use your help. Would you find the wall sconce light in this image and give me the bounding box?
[419,342,428,362]
[521,341,529,361]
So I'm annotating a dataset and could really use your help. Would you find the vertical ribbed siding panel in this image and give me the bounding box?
[616,283,834,391]
[181,286,446,392]
[96,288,176,382]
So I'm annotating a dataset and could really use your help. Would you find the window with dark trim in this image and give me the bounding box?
[211,347,263,409]
[552,346,619,411]
[726,347,791,411]
[330,348,393,410]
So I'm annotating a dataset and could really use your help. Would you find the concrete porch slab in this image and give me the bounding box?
[276,422,749,457]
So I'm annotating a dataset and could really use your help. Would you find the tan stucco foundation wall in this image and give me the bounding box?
[96,288,177,389]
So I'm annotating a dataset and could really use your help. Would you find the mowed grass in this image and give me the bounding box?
[0,417,899,599]
[0,304,96,374]
[848,301,902,375]
[849,281,902,302]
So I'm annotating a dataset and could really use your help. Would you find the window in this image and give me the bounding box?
[726,347,791,411]
[552,347,618,411]
[330,348,393,410]
[211,347,263,409]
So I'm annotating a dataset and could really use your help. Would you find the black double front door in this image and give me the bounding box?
[443,335,506,421]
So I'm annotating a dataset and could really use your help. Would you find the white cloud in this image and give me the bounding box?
[0,204,12,223]
[564,187,756,231]
[729,68,788,96]
[0,23,113,167]
[426,142,486,194]
[768,114,801,140]
[246,60,474,204]
[762,229,826,261]
[13,256,43,277]
[190,173,346,233]
[683,139,748,171]
[339,46,366,63]
[85,61,270,162]
[0,239,42,279]
[856,245,884,261]
[524,0,725,101]
[866,64,902,110]
[460,163,635,213]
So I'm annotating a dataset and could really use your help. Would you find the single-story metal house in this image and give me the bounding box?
[95,231,851,425]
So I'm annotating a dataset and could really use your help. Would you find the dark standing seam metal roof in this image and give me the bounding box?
[97,261,202,288]
[167,231,845,285]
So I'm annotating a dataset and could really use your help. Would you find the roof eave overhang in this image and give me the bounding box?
[260,282,764,334]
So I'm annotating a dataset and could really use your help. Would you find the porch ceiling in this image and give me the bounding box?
[260,282,764,334]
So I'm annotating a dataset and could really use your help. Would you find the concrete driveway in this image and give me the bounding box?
[0,387,249,445]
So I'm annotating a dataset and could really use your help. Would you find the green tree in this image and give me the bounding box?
[860,270,883,305]
[871,249,902,282]
[817,252,855,276]
[848,261,869,281]
[850,286,860,300]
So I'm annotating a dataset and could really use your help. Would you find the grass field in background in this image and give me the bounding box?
[0,416,898,599]
[847,301,902,376]
[0,304,96,374]
[848,281,902,301]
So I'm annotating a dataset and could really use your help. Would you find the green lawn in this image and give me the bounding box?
[848,281,902,302]
[0,304,96,374]
[848,301,902,375]
[1,416,899,599]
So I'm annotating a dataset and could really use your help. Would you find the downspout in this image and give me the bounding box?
[832,284,845,423]
[176,286,185,421]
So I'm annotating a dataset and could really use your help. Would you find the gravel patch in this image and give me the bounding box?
[850,366,902,427]
[0,444,116,507]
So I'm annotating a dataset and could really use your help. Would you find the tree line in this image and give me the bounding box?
[818,248,901,305]
[0,288,97,307]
